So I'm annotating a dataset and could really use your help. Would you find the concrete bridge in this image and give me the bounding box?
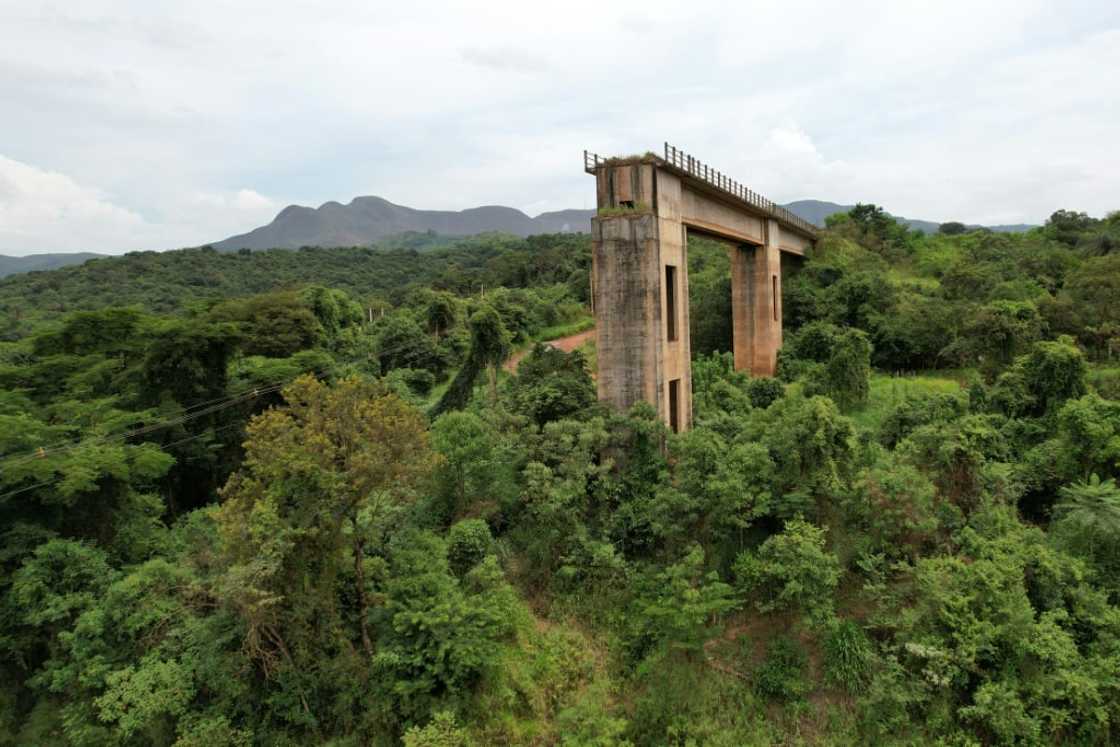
[585,143,818,432]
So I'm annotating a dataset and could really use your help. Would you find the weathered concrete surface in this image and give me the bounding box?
[591,212,665,417]
[588,152,814,431]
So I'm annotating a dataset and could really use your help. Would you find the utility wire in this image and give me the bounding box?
[0,421,249,504]
[0,327,451,468]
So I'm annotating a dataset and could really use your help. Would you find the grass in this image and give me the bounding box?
[596,202,651,218]
[848,372,964,433]
[886,266,941,291]
[578,337,597,376]
[533,315,595,343]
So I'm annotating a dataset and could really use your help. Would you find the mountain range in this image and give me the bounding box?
[0,197,1038,278]
[209,196,596,251]
[209,196,1035,252]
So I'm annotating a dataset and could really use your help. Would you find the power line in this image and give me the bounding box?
[0,324,451,469]
[0,303,508,472]
[0,421,249,504]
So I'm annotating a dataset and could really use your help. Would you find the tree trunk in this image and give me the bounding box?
[354,535,374,658]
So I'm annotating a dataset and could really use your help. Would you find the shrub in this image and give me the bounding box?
[403,711,469,747]
[879,391,967,449]
[806,328,872,411]
[447,519,493,577]
[386,367,436,396]
[746,377,785,409]
[733,518,841,625]
[823,620,873,693]
[754,636,809,701]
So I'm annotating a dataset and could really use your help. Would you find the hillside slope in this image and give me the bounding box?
[0,252,105,278]
[784,199,1035,233]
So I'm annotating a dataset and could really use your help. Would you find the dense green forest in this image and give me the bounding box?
[2,206,1120,745]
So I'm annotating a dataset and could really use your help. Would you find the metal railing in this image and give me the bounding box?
[581,145,818,238]
[661,143,818,236]
[583,150,605,173]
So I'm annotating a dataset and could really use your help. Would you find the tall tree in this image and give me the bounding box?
[216,375,436,668]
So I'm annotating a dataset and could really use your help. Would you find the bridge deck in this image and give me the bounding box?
[584,142,818,242]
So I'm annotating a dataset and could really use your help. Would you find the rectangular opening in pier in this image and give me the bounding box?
[772,274,778,321]
[665,264,678,342]
[669,378,680,432]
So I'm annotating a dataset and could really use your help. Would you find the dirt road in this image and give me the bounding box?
[503,328,596,373]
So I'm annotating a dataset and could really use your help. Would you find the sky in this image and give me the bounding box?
[1,1,1118,255]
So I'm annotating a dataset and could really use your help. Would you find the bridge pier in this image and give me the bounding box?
[731,219,783,378]
[586,147,815,432]
[591,210,693,433]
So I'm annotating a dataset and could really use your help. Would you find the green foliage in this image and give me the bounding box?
[876,504,1120,744]
[216,375,437,681]
[4,205,1120,745]
[987,336,1088,418]
[633,545,737,655]
[1050,475,1120,593]
[877,385,967,449]
[686,236,733,356]
[0,234,592,336]
[447,519,493,577]
[847,453,940,560]
[734,518,841,625]
[430,411,510,519]
[744,394,856,516]
[376,534,519,720]
[690,352,754,429]
[822,620,873,692]
[899,413,1012,509]
[430,303,511,415]
[208,291,321,358]
[376,312,447,374]
[1021,393,1120,503]
[507,344,596,426]
[754,636,809,702]
[745,377,784,409]
[299,285,363,342]
[664,429,773,553]
[960,300,1044,374]
[808,327,872,411]
[1045,209,1097,246]
[403,711,469,747]
[467,304,512,369]
[424,292,459,338]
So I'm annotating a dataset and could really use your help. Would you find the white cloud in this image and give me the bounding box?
[0,0,1117,252]
[191,189,276,213]
[0,154,280,254]
[0,154,148,253]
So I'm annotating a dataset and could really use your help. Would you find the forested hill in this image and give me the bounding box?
[0,252,105,279]
[783,199,1036,234]
[0,232,590,339]
[2,204,1119,745]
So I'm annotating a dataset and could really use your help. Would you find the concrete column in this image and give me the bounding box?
[591,213,662,416]
[730,244,754,374]
[730,219,782,377]
[752,219,783,376]
[590,161,693,431]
